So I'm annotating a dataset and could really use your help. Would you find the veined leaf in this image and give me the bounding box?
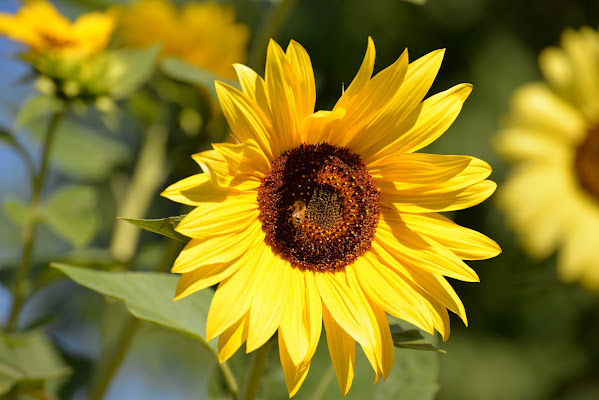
[0,330,71,396]
[51,263,215,353]
[41,185,99,248]
[119,215,190,243]
[161,58,240,101]
[107,45,161,99]
[15,95,64,129]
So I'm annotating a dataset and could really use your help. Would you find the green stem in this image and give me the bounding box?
[219,361,239,400]
[110,124,168,262]
[5,108,65,332]
[241,341,273,400]
[310,364,334,400]
[89,317,141,400]
[248,0,298,72]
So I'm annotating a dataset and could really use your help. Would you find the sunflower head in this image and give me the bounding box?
[115,0,250,78]
[496,26,599,292]
[163,37,500,396]
[0,0,115,58]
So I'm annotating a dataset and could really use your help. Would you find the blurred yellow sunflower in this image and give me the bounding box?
[163,38,500,396]
[496,27,599,292]
[116,0,249,78]
[0,0,115,57]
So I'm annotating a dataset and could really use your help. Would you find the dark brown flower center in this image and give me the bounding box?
[257,143,380,272]
[574,125,599,202]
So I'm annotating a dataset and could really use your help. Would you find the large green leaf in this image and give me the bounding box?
[258,331,440,400]
[28,118,130,181]
[161,58,239,101]
[41,184,99,248]
[119,215,190,243]
[0,330,72,396]
[51,263,216,352]
[15,95,64,129]
[106,45,161,99]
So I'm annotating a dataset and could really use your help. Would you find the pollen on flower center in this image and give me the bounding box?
[257,143,380,272]
[574,124,599,202]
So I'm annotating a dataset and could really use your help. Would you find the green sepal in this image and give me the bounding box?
[119,215,191,243]
[390,324,446,353]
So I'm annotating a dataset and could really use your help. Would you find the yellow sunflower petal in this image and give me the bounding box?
[508,82,586,144]
[494,126,570,163]
[265,39,301,153]
[279,330,311,397]
[350,50,449,157]
[280,267,309,366]
[286,40,316,120]
[301,108,346,144]
[365,83,473,160]
[233,63,271,116]
[315,270,375,347]
[247,253,291,352]
[161,174,229,206]
[372,240,469,326]
[218,312,249,362]
[71,12,115,54]
[354,255,434,334]
[335,37,376,111]
[369,153,472,189]
[386,211,501,260]
[333,49,409,149]
[173,221,262,273]
[175,194,258,238]
[346,265,393,381]
[376,217,479,282]
[304,270,323,362]
[215,81,276,160]
[383,179,497,213]
[205,243,270,341]
[323,304,356,396]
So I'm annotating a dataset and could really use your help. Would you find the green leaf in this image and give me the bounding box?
[51,263,216,352]
[41,185,99,248]
[120,215,190,243]
[390,325,446,353]
[402,0,427,4]
[0,330,72,396]
[161,58,239,101]
[107,45,161,99]
[27,118,130,181]
[15,95,64,129]
[3,198,29,227]
[259,331,440,400]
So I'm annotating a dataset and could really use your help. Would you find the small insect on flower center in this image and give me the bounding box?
[258,143,380,272]
[574,124,599,202]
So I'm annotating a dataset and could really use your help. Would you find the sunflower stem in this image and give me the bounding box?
[109,123,168,262]
[241,341,273,400]
[5,107,65,332]
[89,317,141,400]
[88,124,170,399]
[219,361,240,400]
[248,0,297,72]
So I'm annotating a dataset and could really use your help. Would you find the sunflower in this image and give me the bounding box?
[115,0,249,78]
[0,0,115,57]
[496,27,599,292]
[163,38,500,396]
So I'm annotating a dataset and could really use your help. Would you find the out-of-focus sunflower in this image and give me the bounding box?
[115,0,249,78]
[0,0,115,58]
[163,38,500,396]
[496,27,599,292]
